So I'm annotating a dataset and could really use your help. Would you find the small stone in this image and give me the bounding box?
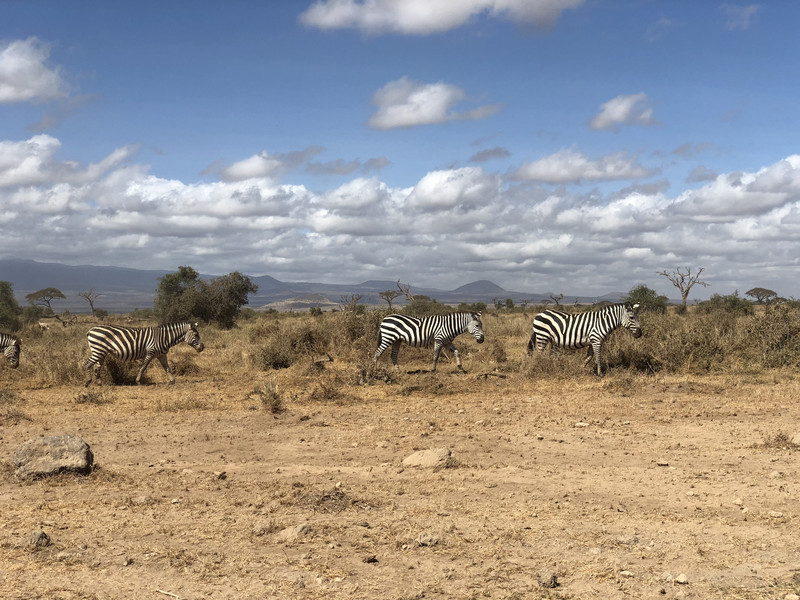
[620,570,634,578]
[675,573,688,584]
[732,498,743,506]
[768,511,784,518]
[784,594,799,600]
[574,422,589,428]
[29,530,50,547]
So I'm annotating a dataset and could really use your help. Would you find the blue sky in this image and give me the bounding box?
[1,1,798,300]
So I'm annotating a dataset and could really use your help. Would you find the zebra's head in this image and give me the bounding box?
[622,304,643,338]
[468,312,485,344]
[4,336,20,369]
[184,323,205,352]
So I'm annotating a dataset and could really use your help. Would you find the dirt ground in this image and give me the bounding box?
[2,351,800,599]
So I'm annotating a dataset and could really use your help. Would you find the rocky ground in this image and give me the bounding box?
[2,365,800,599]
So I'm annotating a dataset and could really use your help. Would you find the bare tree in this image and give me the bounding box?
[396,280,415,303]
[658,267,709,307]
[549,293,564,307]
[339,294,362,312]
[79,289,102,316]
[379,289,402,311]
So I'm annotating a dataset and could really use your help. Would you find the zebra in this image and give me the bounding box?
[374,312,484,372]
[1,333,20,369]
[527,303,642,376]
[84,322,204,386]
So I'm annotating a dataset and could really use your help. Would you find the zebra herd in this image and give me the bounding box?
[0,303,643,383]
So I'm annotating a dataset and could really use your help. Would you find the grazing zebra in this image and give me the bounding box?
[527,303,642,376]
[374,312,484,372]
[84,322,204,386]
[1,333,20,369]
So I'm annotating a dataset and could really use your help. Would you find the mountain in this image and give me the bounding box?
[0,257,626,313]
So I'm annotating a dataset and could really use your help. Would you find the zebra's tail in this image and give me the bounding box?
[526,331,536,354]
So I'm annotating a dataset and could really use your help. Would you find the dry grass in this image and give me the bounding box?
[3,308,800,598]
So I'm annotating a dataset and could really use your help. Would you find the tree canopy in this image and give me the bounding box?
[624,284,668,314]
[154,266,258,328]
[0,281,22,331]
[25,287,66,314]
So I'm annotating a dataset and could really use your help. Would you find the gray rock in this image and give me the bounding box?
[13,435,94,479]
[29,530,51,547]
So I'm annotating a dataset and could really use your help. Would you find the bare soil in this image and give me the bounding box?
[2,352,800,599]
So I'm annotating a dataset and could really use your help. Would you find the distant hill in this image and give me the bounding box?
[0,257,627,313]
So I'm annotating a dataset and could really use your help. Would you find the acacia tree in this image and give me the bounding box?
[25,287,66,315]
[658,267,709,308]
[379,289,402,310]
[745,287,778,305]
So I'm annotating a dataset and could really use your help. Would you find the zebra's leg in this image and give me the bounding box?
[431,341,443,373]
[84,353,105,387]
[589,343,604,376]
[374,340,389,364]
[135,352,156,385]
[449,343,464,371]
[527,333,535,354]
[156,354,176,384]
[389,340,402,368]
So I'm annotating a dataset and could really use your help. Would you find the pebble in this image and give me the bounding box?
[675,573,688,584]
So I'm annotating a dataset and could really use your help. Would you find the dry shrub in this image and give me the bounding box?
[0,389,30,424]
[74,389,114,405]
[247,378,284,413]
[248,317,331,371]
[23,325,86,386]
[307,374,347,403]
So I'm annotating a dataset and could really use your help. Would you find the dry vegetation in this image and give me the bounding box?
[2,306,800,599]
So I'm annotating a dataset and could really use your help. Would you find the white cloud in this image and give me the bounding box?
[723,4,761,30]
[300,0,584,35]
[4,133,800,296]
[588,93,657,131]
[514,149,657,183]
[369,77,501,130]
[0,38,69,104]
[407,167,501,211]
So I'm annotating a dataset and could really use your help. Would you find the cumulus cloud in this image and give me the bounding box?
[4,133,800,296]
[0,38,69,104]
[514,149,657,184]
[213,146,326,182]
[588,93,657,132]
[299,0,585,35]
[368,77,501,130]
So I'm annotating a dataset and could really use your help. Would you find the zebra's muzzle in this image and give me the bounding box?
[631,328,643,339]
[195,343,205,352]
[476,335,485,344]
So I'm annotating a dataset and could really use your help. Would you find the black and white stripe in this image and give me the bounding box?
[85,322,204,386]
[527,303,642,376]
[374,312,484,372]
[1,333,20,369]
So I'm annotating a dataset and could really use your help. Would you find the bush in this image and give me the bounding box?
[697,291,754,316]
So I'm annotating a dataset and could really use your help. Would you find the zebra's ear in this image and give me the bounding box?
[631,303,640,312]
[192,322,199,329]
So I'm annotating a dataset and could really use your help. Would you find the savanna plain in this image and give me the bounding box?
[2,307,800,600]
